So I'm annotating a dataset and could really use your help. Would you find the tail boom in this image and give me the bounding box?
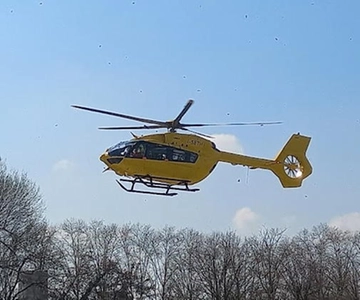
[218,152,276,170]
[217,133,313,188]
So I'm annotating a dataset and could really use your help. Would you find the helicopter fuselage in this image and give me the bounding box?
[100,131,313,189]
[100,132,220,185]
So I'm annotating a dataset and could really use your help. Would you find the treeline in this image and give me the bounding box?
[1,160,360,300]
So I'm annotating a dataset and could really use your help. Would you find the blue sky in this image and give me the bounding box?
[1,0,359,235]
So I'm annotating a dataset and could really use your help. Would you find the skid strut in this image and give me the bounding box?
[116,175,199,196]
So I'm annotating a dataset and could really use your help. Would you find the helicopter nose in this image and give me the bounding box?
[100,151,123,165]
[100,152,109,164]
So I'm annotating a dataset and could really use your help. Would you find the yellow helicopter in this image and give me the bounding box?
[72,100,312,196]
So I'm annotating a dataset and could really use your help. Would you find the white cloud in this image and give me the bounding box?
[210,134,244,153]
[52,159,75,172]
[329,212,360,232]
[232,207,260,234]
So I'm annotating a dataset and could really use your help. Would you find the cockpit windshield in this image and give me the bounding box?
[107,141,135,157]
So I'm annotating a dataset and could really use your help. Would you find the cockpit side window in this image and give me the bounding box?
[129,142,147,158]
[108,141,134,157]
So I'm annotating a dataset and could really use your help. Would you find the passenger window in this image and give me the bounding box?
[141,142,198,163]
[172,150,186,161]
[146,144,168,160]
[189,153,198,163]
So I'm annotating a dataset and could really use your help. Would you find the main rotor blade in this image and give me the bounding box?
[180,127,214,139]
[180,121,283,127]
[98,125,166,130]
[72,105,167,126]
[173,99,194,125]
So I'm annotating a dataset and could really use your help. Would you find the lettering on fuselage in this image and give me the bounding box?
[187,139,204,146]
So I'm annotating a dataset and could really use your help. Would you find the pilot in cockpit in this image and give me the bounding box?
[131,144,146,158]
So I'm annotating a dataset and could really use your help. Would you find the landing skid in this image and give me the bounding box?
[116,175,200,196]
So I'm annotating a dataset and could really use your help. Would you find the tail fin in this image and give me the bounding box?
[269,133,312,188]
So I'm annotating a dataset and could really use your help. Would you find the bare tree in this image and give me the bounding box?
[282,228,318,300]
[283,224,350,300]
[171,228,205,300]
[5,156,360,300]
[50,220,158,300]
[191,231,245,300]
[248,227,289,300]
[0,159,51,300]
[84,220,121,300]
[49,219,94,300]
[347,231,360,300]
[305,224,334,300]
[125,223,156,299]
[147,226,182,300]
[231,237,260,300]
[102,222,155,300]
[324,226,354,300]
